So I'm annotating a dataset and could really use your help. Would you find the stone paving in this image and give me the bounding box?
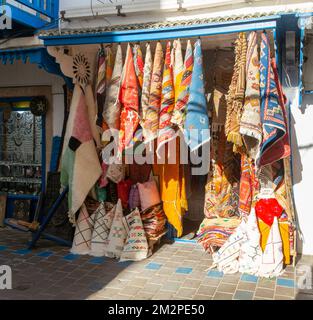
[0,227,313,300]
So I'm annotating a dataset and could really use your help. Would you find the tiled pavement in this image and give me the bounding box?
[0,227,313,300]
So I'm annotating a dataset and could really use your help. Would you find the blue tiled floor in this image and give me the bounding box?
[277,278,295,288]
[118,260,133,267]
[13,249,32,255]
[145,262,162,270]
[207,270,224,278]
[37,251,54,258]
[241,274,258,283]
[0,228,300,300]
[63,253,79,261]
[234,290,254,300]
[176,267,193,274]
[89,257,106,265]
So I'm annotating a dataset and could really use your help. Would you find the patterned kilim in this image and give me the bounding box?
[240,31,262,160]
[61,85,102,224]
[140,203,167,240]
[70,204,95,255]
[205,88,240,219]
[118,44,140,156]
[102,44,123,133]
[238,153,259,217]
[90,202,116,257]
[196,217,241,252]
[257,32,290,167]
[225,32,247,153]
[184,39,210,152]
[120,208,149,262]
[144,42,164,143]
[172,40,193,128]
[157,41,176,157]
[204,126,240,219]
[141,43,153,135]
[105,199,127,259]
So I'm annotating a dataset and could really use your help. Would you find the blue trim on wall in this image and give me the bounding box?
[40,15,279,46]
[50,136,62,172]
[0,47,72,88]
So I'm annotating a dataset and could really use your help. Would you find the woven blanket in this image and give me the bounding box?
[196,217,241,252]
[210,210,262,274]
[238,154,259,217]
[184,39,210,152]
[204,126,240,219]
[153,138,187,237]
[257,32,290,167]
[118,44,140,156]
[157,41,176,157]
[102,44,123,133]
[61,85,102,224]
[105,199,127,259]
[240,31,262,159]
[225,32,247,153]
[70,203,95,255]
[90,202,115,257]
[144,42,164,143]
[141,43,152,133]
[120,208,149,262]
[172,40,193,128]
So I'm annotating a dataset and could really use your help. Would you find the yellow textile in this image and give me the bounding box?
[153,138,187,237]
[257,219,290,265]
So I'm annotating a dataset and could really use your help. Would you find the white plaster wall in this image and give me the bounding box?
[291,94,313,255]
[0,60,65,137]
[59,0,313,28]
